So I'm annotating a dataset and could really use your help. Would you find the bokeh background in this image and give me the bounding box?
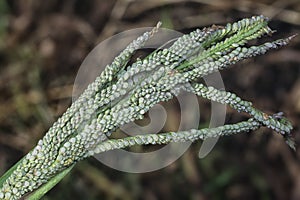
[0,0,299,199]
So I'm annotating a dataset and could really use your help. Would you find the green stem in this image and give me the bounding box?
[0,157,25,188]
[25,164,75,200]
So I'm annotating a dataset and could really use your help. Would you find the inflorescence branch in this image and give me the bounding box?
[0,16,295,200]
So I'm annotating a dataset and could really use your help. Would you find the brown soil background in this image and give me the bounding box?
[0,0,299,199]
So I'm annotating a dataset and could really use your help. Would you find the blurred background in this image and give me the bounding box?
[0,0,299,199]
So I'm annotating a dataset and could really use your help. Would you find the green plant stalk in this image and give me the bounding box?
[25,165,74,200]
[0,158,25,188]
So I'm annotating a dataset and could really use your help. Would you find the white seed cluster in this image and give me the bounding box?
[0,23,164,200]
[0,16,294,199]
[188,83,293,135]
[88,118,261,155]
